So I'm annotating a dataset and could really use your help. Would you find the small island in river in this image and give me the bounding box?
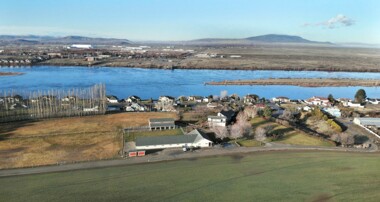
[205,78,380,87]
[0,72,24,76]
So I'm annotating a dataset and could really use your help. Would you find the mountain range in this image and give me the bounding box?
[0,35,131,45]
[0,34,340,46]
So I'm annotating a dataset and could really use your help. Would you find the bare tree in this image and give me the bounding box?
[255,126,267,141]
[340,133,355,147]
[220,90,228,99]
[244,106,258,119]
[230,111,252,139]
[331,133,354,147]
[279,109,295,122]
[212,126,229,139]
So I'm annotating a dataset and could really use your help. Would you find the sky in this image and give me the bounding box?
[1,0,380,43]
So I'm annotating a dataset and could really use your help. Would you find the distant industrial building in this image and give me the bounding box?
[68,44,93,49]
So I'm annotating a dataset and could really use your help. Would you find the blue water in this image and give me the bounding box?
[1,66,380,99]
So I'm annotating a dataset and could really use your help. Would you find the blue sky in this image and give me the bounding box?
[1,0,380,43]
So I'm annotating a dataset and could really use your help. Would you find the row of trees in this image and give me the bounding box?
[0,84,106,122]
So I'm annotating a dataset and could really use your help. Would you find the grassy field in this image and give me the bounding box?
[1,151,379,202]
[0,112,177,169]
[125,128,183,142]
[251,117,335,147]
[236,139,264,147]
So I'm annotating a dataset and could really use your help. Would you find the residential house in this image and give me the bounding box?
[367,98,380,105]
[135,129,213,150]
[156,96,176,111]
[322,107,342,118]
[125,103,147,112]
[305,96,331,107]
[106,95,119,103]
[272,96,290,103]
[188,96,204,103]
[243,94,259,105]
[126,95,141,103]
[207,102,220,108]
[208,110,236,127]
[158,96,175,104]
[341,100,364,108]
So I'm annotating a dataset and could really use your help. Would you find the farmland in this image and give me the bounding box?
[0,112,177,169]
[1,151,379,201]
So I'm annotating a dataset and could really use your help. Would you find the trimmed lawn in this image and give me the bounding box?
[125,128,183,142]
[0,151,379,201]
[277,132,335,147]
[251,117,334,147]
[236,139,264,147]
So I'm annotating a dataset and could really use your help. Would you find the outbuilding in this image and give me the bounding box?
[135,129,213,150]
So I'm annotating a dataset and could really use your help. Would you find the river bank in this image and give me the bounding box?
[206,78,380,87]
[28,55,380,73]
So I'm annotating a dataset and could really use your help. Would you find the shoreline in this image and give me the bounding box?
[3,62,380,73]
[206,78,380,87]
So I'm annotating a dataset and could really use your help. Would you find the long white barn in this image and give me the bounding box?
[135,129,213,150]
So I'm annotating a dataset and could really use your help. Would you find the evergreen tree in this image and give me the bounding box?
[354,89,367,103]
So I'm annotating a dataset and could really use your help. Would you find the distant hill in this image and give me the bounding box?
[0,35,131,45]
[246,34,313,43]
[188,34,332,45]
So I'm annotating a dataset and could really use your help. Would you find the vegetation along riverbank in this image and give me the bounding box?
[206,78,380,87]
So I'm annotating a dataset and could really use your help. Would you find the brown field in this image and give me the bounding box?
[37,45,380,72]
[0,112,177,169]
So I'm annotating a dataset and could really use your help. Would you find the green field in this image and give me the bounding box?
[251,117,335,147]
[1,151,379,201]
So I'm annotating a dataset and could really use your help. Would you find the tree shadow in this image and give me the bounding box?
[354,135,369,144]
[0,119,39,140]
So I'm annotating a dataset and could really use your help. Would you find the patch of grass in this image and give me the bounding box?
[251,117,334,147]
[1,151,379,202]
[276,132,335,147]
[125,128,183,142]
[236,139,264,147]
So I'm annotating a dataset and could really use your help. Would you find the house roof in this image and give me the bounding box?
[159,95,175,100]
[136,129,211,147]
[136,135,197,146]
[149,118,175,123]
[106,95,118,100]
[208,116,226,120]
[276,96,289,99]
[219,110,235,119]
[356,118,380,127]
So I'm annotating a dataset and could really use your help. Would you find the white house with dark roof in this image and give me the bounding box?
[208,110,236,127]
[135,129,213,150]
[272,96,290,103]
[106,95,119,103]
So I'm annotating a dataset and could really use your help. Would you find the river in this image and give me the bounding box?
[1,66,380,99]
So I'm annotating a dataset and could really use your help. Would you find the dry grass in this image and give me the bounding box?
[0,112,177,169]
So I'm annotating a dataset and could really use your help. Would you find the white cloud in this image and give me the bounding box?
[303,14,355,29]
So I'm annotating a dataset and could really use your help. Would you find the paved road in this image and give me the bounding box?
[0,143,377,177]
